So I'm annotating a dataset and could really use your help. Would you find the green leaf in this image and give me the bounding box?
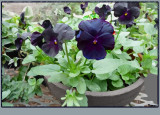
[2,39,12,46]
[96,73,110,80]
[77,94,88,106]
[69,77,79,87]
[48,72,68,83]
[81,66,90,74]
[2,90,11,100]
[109,73,120,81]
[141,58,152,69]
[93,78,107,91]
[76,77,86,94]
[22,54,36,64]
[58,57,68,68]
[121,75,130,81]
[112,79,124,88]
[150,66,157,75]
[133,46,144,53]
[92,59,142,74]
[116,52,131,60]
[118,64,133,75]
[144,23,157,35]
[85,80,101,92]
[28,78,36,86]
[67,97,74,106]
[2,102,13,107]
[22,6,33,19]
[27,64,60,76]
[36,78,44,85]
[69,68,80,78]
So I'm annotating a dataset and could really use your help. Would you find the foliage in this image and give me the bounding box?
[2,2,158,107]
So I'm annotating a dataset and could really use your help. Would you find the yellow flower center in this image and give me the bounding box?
[54,40,57,45]
[93,40,97,45]
[125,13,128,16]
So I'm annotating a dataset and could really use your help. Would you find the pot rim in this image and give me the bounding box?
[45,76,144,97]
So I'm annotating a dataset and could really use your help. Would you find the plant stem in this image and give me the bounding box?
[64,41,71,68]
[23,63,31,81]
[110,13,112,23]
[84,58,87,65]
[115,25,122,42]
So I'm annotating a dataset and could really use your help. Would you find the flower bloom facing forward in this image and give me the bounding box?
[15,33,31,50]
[31,20,75,57]
[95,5,111,20]
[76,19,115,60]
[113,3,140,25]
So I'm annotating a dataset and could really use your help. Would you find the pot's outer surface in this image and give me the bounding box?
[44,76,144,107]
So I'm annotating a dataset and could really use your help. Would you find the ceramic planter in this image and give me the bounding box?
[44,76,144,107]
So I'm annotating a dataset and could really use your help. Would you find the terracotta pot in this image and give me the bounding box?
[44,76,144,107]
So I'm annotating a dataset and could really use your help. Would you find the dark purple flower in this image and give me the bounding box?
[31,32,43,47]
[20,12,26,25]
[31,23,75,57]
[80,2,88,14]
[15,33,31,50]
[113,3,140,25]
[41,28,62,57]
[64,6,71,14]
[41,20,53,29]
[128,2,140,9]
[95,5,111,20]
[76,19,115,60]
[154,18,158,29]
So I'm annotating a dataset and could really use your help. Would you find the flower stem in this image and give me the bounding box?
[84,58,87,65]
[64,41,71,68]
[115,25,122,42]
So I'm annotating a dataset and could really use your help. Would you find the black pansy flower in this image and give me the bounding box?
[64,6,71,14]
[76,19,115,60]
[128,2,140,9]
[31,32,43,47]
[31,23,75,57]
[113,3,140,25]
[80,2,88,14]
[15,33,31,50]
[154,18,158,29]
[41,20,53,29]
[95,4,111,20]
[20,12,26,25]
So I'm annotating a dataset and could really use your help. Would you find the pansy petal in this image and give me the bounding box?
[41,41,60,57]
[53,23,75,41]
[97,33,115,50]
[64,6,71,14]
[129,7,140,19]
[118,13,135,24]
[20,12,25,24]
[31,32,43,46]
[42,28,58,42]
[128,2,140,9]
[15,38,23,50]
[82,43,107,60]
[41,20,53,29]
[98,20,114,35]
[95,5,111,19]
[76,30,94,42]
[81,2,88,14]
[113,3,127,17]
[79,19,104,36]
[21,32,32,40]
